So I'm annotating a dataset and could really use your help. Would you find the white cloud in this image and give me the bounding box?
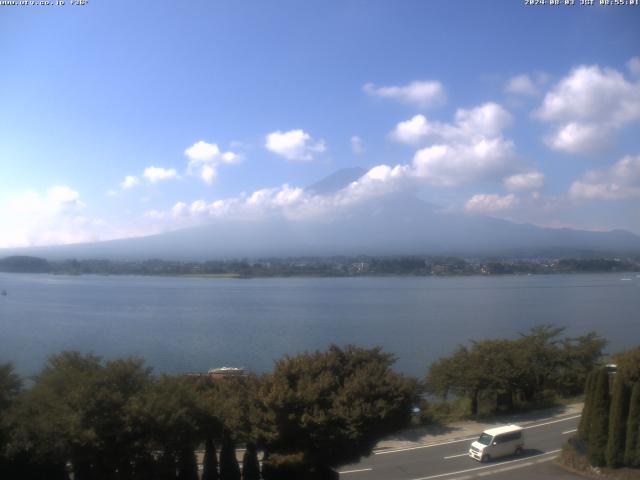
[171,202,189,217]
[411,137,515,187]
[628,57,640,77]
[465,193,519,213]
[505,73,549,96]
[505,74,539,96]
[184,140,239,185]
[145,134,522,230]
[391,115,430,144]
[503,171,545,192]
[0,186,93,248]
[454,103,513,138]
[47,186,83,208]
[143,167,411,228]
[120,175,140,189]
[184,141,221,161]
[569,155,640,201]
[536,64,640,154]
[143,166,178,183]
[391,103,513,146]
[389,103,517,186]
[265,129,326,162]
[351,135,364,155]
[363,80,445,108]
[544,122,606,155]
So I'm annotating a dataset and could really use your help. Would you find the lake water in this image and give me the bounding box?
[0,272,638,378]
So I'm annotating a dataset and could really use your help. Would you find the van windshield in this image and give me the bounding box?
[477,433,493,445]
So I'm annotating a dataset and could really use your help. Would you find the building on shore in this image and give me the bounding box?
[185,366,246,382]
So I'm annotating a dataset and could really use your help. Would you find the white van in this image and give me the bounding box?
[468,425,524,462]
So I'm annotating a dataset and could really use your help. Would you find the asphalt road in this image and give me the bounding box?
[339,414,581,480]
[477,460,585,480]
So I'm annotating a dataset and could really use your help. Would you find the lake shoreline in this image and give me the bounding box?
[2,269,640,281]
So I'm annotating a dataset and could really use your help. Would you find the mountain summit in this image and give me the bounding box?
[2,169,640,260]
[305,167,367,195]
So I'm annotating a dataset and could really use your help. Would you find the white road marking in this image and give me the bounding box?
[522,414,581,430]
[376,437,478,455]
[338,468,373,474]
[376,414,579,456]
[409,449,562,480]
[444,453,469,459]
[562,428,577,435]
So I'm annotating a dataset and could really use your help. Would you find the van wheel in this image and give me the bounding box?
[515,447,523,456]
[481,454,490,463]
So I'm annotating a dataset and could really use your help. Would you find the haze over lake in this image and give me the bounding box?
[0,272,638,377]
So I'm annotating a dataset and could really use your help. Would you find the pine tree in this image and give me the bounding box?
[177,448,199,480]
[578,370,596,442]
[157,452,177,480]
[202,436,220,480]
[587,368,610,467]
[219,432,241,480]
[606,374,630,467]
[242,443,260,480]
[624,382,640,467]
[261,451,276,480]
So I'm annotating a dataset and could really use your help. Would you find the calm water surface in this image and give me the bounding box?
[0,272,638,377]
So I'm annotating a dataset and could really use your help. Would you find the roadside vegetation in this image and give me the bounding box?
[0,327,619,479]
[425,326,606,419]
[561,347,640,476]
[0,346,415,480]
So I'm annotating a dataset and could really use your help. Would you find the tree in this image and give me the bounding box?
[242,443,260,480]
[219,431,241,480]
[0,363,22,478]
[425,326,604,417]
[202,436,219,480]
[624,382,640,467]
[606,373,630,467]
[260,345,414,475]
[0,363,21,412]
[85,357,153,478]
[425,346,469,402]
[8,352,103,479]
[177,447,198,480]
[429,339,527,415]
[587,368,610,467]
[615,347,640,386]
[129,375,203,479]
[210,375,263,444]
[5,352,153,480]
[516,325,564,401]
[578,370,596,442]
[556,332,607,397]
[469,339,526,412]
[426,346,485,415]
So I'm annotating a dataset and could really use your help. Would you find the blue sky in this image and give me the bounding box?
[0,0,639,247]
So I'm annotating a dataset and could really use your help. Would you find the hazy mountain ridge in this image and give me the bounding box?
[2,169,640,261]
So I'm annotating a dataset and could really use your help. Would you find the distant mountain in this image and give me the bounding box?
[305,167,367,195]
[2,168,640,260]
